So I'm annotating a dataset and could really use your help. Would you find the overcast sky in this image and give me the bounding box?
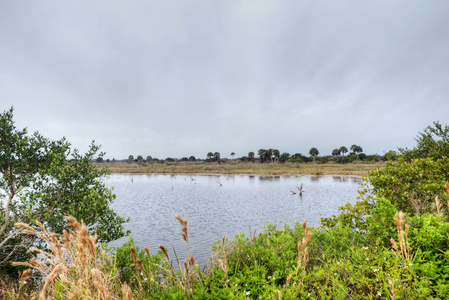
[1,1,448,160]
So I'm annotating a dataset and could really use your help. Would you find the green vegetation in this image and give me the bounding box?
[0,107,128,275]
[2,119,449,299]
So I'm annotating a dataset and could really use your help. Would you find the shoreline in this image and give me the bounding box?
[99,161,384,177]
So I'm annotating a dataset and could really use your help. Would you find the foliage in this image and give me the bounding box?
[309,147,319,160]
[25,142,129,241]
[350,144,363,156]
[384,150,399,161]
[366,158,449,214]
[247,152,255,161]
[279,152,290,163]
[0,107,127,272]
[320,197,374,231]
[339,146,348,158]
[399,121,449,162]
[332,148,341,158]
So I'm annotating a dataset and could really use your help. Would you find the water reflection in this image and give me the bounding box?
[259,176,281,181]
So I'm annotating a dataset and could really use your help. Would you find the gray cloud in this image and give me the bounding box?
[1,0,448,159]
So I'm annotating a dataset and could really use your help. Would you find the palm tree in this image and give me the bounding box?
[231,152,235,162]
[214,152,220,162]
[146,155,152,162]
[332,149,341,158]
[207,152,214,162]
[266,149,274,163]
[248,152,255,161]
[258,149,266,163]
[350,145,363,156]
[339,146,348,159]
[309,147,319,161]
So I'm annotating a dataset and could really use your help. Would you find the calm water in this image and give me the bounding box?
[104,174,361,267]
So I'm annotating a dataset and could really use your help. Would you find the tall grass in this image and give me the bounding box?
[12,216,124,299]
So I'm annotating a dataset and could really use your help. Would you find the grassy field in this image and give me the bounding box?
[98,161,385,176]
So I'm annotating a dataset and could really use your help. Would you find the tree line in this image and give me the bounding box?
[114,143,388,164]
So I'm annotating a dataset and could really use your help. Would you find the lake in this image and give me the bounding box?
[104,174,362,268]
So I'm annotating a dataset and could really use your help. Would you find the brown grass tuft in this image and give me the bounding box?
[391,212,413,260]
[13,217,125,299]
[292,220,313,284]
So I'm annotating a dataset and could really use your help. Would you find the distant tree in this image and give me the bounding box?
[146,156,152,162]
[214,152,220,162]
[231,152,235,162]
[128,155,134,162]
[265,149,274,163]
[339,146,348,159]
[248,152,255,161]
[165,157,175,162]
[273,149,280,162]
[279,152,290,163]
[207,152,214,162]
[350,145,363,157]
[137,155,144,162]
[180,157,189,161]
[96,157,104,163]
[332,149,341,158]
[289,153,305,163]
[384,150,399,161]
[309,147,319,161]
[189,156,196,162]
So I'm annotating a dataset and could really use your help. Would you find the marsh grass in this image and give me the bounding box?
[99,161,384,176]
[12,216,122,300]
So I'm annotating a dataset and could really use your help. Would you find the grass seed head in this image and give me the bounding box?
[122,283,132,300]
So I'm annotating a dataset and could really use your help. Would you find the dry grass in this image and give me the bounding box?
[390,212,413,261]
[98,161,385,177]
[157,215,200,298]
[295,220,313,279]
[12,217,126,300]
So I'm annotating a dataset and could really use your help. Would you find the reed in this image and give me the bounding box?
[12,216,127,300]
[158,214,199,297]
[295,220,313,280]
[390,212,413,261]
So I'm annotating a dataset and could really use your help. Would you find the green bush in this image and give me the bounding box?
[365,158,449,215]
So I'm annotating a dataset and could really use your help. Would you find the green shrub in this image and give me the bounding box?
[365,158,449,215]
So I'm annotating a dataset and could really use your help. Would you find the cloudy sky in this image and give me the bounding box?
[1,1,448,160]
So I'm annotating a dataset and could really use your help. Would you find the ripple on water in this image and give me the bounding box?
[105,174,361,267]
